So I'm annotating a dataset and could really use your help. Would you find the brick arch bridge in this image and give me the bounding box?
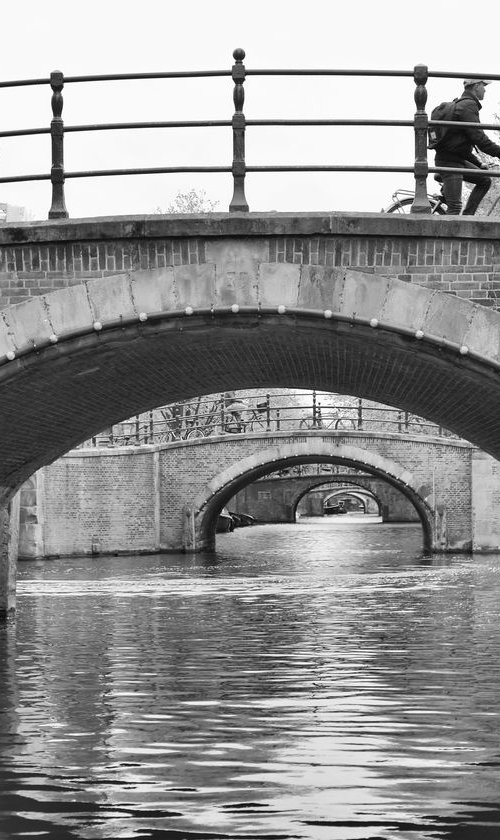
[1,212,500,616]
[169,433,473,554]
[233,472,411,522]
[304,484,382,516]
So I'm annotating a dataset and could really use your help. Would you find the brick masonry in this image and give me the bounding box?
[18,432,479,558]
[231,474,418,523]
[1,214,500,309]
[1,234,500,310]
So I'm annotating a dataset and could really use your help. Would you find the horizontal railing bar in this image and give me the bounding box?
[428,120,500,131]
[0,173,51,184]
[0,127,51,138]
[248,119,415,127]
[247,165,500,176]
[1,69,500,91]
[0,77,50,88]
[64,120,231,132]
[246,69,416,77]
[431,166,500,177]
[2,164,500,186]
[1,118,500,141]
[64,70,232,83]
[64,166,232,179]
[247,69,500,82]
[0,122,232,138]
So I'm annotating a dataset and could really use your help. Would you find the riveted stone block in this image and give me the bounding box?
[208,239,265,306]
[297,265,345,310]
[423,292,474,341]
[0,314,17,358]
[382,282,433,331]
[173,264,217,308]
[340,271,391,320]
[1,296,54,351]
[258,263,300,306]
[463,305,500,361]
[129,267,176,314]
[86,273,136,324]
[42,284,94,338]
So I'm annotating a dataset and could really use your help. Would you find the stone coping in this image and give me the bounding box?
[1,212,500,244]
[67,430,474,457]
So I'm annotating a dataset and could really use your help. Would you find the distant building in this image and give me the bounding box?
[0,202,31,223]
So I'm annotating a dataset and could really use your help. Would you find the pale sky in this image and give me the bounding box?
[1,0,499,221]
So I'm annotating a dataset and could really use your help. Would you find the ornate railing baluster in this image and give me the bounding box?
[48,70,68,219]
[229,48,249,212]
[412,64,431,213]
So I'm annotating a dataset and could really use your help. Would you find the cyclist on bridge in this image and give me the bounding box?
[433,79,500,215]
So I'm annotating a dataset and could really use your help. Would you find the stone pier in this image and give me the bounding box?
[0,493,20,621]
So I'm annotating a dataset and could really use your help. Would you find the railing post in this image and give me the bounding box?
[357,398,363,430]
[229,48,249,212]
[48,70,68,219]
[412,64,431,213]
[265,393,271,431]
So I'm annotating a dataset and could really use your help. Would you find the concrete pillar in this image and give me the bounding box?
[18,470,45,559]
[0,492,20,621]
[182,506,215,553]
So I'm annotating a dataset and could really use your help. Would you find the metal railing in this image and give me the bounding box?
[1,54,500,218]
[80,391,456,448]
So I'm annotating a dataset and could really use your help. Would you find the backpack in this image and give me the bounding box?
[427,99,459,149]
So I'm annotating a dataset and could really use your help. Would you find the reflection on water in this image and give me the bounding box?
[1,520,500,839]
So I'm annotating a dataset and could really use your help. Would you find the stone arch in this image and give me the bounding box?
[1,264,500,495]
[282,476,385,520]
[316,486,381,516]
[185,441,434,553]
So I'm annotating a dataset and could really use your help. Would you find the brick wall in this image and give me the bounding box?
[21,431,500,557]
[268,236,500,308]
[38,449,159,557]
[1,214,500,309]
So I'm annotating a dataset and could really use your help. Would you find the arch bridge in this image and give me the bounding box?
[30,429,471,560]
[2,211,500,616]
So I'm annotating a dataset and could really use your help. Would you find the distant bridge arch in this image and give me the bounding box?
[185,439,440,553]
[312,485,381,516]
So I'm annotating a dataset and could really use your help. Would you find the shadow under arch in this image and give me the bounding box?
[186,441,434,554]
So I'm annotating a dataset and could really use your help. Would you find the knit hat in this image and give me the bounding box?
[463,79,491,86]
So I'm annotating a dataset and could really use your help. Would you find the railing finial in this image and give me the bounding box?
[229,48,249,212]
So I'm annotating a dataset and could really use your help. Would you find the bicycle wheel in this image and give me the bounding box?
[386,197,446,215]
[185,427,206,439]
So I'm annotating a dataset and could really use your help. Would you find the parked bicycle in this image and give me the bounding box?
[299,405,357,431]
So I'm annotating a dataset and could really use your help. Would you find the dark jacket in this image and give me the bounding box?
[435,90,500,164]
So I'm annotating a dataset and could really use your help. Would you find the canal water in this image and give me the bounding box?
[1,518,500,839]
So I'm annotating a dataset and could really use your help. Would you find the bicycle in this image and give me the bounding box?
[299,407,357,432]
[385,170,500,215]
[384,188,446,214]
